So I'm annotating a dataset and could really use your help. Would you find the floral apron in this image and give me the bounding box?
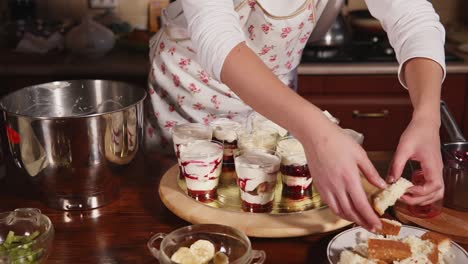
[146,0,322,152]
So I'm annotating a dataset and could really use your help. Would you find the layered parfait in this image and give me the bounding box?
[209,117,243,171]
[234,150,281,213]
[172,123,213,178]
[178,140,224,202]
[276,137,312,200]
[236,128,279,152]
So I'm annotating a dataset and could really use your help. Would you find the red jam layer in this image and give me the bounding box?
[280,164,310,177]
[187,188,217,202]
[241,200,273,213]
[282,185,312,200]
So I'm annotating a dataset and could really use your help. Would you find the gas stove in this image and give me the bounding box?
[301,36,464,63]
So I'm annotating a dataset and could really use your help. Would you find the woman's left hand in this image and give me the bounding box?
[387,117,444,206]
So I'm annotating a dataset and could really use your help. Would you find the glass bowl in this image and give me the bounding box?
[0,208,54,263]
[147,224,265,264]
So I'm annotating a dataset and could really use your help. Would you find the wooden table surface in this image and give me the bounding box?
[1,151,467,264]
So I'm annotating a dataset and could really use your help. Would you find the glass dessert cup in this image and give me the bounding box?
[276,137,312,200]
[209,115,245,172]
[179,140,224,202]
[234,149,281,213]
[147,224,266,264]
[407,170,443,218]
[171,123,213,179]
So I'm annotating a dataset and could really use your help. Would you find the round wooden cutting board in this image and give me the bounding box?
[158,165,352,238]
[395,202,468,244]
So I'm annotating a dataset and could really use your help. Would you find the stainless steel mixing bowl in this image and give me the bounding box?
[0,80,146,210]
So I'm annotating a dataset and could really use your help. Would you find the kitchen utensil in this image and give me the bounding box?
[440,100,468,211]
[147,224,266,264]
[348,9,384,35]
[308,0,346,44]
[307,0,348,48]
[0,208,54,263]
[0,80,146,210]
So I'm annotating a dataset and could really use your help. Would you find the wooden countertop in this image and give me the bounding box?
[0,151,466,264]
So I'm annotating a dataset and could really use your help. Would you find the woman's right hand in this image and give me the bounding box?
[301,121,387,231]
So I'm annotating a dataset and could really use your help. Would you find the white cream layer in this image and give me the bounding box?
[282,175,312,188]
[235,151,280,191]
[210,118,241,143]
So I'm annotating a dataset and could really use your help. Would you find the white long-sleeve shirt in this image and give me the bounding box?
[180,0,446,87]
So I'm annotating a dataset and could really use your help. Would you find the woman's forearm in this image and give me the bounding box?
[220,42,334,143]
[404,58,443,126]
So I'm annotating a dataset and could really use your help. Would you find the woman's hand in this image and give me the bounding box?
[388,117,444,206]
[302,122,387,231]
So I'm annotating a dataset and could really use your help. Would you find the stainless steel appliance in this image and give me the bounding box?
[0,80,146,210]
[440,101,468,212]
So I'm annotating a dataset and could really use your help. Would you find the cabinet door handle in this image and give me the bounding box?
[352,110,389,118]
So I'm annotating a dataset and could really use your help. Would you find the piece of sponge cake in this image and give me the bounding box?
[421,231,451,255]
[368,238,412,263]
[373,177,413,215]
[376,218,402,236]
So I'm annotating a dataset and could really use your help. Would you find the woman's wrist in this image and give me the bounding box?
[290,104,339,147]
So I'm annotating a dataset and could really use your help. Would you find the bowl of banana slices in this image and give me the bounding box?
[147,224,266,264]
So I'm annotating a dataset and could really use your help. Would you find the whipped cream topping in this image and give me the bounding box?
[251,113,288,137]
[210,118,241,142]
[172,123,212,144]
[237,129,278,151]
[277,138,307,165]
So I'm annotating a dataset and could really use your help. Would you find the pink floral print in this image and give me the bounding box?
[193,103,205,110]
[248,25,255,40]
[172,74,180,87]
[179,58,191,70]
[199,70,210,84]
[189,83,201,93]
[281,27,292,38]
[211,95,220,109]
[258,44,275,56]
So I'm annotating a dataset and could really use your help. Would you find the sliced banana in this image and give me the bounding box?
[213,251,229,264]
[171,247,201,264]
[189,239,216,263]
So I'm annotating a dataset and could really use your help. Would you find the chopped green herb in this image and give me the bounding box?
[0,230,44,263]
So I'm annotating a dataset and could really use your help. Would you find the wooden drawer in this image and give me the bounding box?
[303,95,412,150]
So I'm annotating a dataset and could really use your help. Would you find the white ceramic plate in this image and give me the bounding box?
[327,225,468,264]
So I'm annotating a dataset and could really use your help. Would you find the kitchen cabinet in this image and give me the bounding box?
[298,74,468,150]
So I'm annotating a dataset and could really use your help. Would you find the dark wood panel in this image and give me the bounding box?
[298,75,406,95]
[304,96,412,150]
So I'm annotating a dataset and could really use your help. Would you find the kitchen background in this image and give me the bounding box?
[0,0,467,152]
[0,0,467,30]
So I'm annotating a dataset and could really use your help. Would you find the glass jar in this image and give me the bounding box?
[407,170,443,218]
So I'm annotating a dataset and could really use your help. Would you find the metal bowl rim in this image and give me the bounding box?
[0,79,147,120]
